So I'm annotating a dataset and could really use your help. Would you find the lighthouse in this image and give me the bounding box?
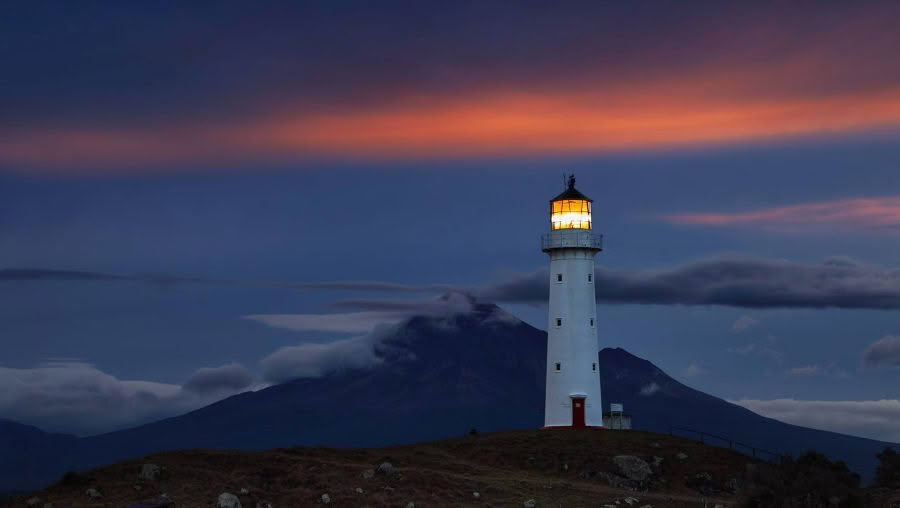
[541,174,604,428]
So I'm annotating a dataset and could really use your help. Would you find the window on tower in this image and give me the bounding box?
[590,318,594,326]
[592,363,597,371]
[556,273,563,282]
[588,273,592,283]
[556,318,562,327]
[555,362,561,371]
[550,199,591,230]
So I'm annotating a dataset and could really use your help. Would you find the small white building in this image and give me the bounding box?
[603,403,632,430]
[542,175,605,428]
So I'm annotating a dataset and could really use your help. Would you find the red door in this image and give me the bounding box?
[572,397,586,428]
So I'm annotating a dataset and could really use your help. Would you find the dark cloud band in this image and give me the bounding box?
[476,257,900,310]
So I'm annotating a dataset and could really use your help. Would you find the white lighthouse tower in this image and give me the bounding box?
[541,174,604,428]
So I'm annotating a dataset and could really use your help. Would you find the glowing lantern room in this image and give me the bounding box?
[550,175,592,230]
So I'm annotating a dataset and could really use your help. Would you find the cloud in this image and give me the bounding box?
[731,315,759,333]
[862,335,900,368]
[664,197,900,231]
[260,330,387,383]
[727,342,784,363]
[0,360,254,436]
[476,257,900,310]
[281,281,452,293]
[787,365,820,377]
[256,293,481,383]
[732,398,900,443]
[15,256,900,311]
[683,362,704,378]
[244,311,402,334]
[182,362,253,394]
[5,2,900,171]
[245,292,475,334]
[640,382,660,396]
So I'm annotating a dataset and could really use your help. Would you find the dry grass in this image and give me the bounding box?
[13,429,757,507]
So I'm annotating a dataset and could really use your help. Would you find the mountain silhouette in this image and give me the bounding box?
[1,299,896,492]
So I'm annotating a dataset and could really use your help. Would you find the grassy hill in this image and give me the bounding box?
[11,429,765,507]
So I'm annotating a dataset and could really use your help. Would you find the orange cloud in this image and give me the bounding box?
[665,196,900,231]
[4,70,900,171]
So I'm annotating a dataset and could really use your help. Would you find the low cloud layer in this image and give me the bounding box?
[245,293,476,335]
[0,360,253,436]
[260,332,386,384]
[255,293,478,383]
[11,257,900,310]
[182,362,253,394]
[733,398,900,443]
[476,257,900,310]
[862,335,900,368]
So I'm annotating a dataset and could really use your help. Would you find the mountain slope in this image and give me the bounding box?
[2,300,897,492]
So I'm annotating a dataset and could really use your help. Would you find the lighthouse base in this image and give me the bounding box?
[541,425,607,430]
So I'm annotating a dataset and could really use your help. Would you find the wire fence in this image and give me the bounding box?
[668,426,789,464]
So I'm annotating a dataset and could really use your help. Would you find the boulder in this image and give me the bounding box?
[675,452,688,460]
[524,499,537,507]
[25,497,41,507]
[217,492,241,508]
[473,491,480,499]
[321,493,331,505]
[405,503,415,508]
[376,462,394,475]
[139,463,161,481]
[613,456,653,482]
[240,488,250,495]
[85,488,102,499]
[355,487,364,494]
[362,468,375,479]
[256,503,273,508]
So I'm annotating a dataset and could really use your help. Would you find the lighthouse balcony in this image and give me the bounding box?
[541,230,603,252]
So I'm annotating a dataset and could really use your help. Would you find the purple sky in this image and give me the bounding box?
[2,1,900,442]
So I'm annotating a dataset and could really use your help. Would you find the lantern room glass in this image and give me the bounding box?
[550,199,592,230]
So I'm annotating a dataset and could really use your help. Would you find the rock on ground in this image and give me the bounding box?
[613,455,653,482]
[139,463,161,481]
[85,488,102,499]
[217,492,242,508]
[321,493,331,504]
[524,499,537,507]
[377,462,394,475]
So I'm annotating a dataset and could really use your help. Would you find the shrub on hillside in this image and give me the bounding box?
[874,447,900,489]
[743,451,863,507]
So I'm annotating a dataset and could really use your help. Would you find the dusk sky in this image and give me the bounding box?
[3,1,900,441]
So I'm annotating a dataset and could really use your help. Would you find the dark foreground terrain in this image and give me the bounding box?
[13,428,900,508]
[10,429,751,507]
